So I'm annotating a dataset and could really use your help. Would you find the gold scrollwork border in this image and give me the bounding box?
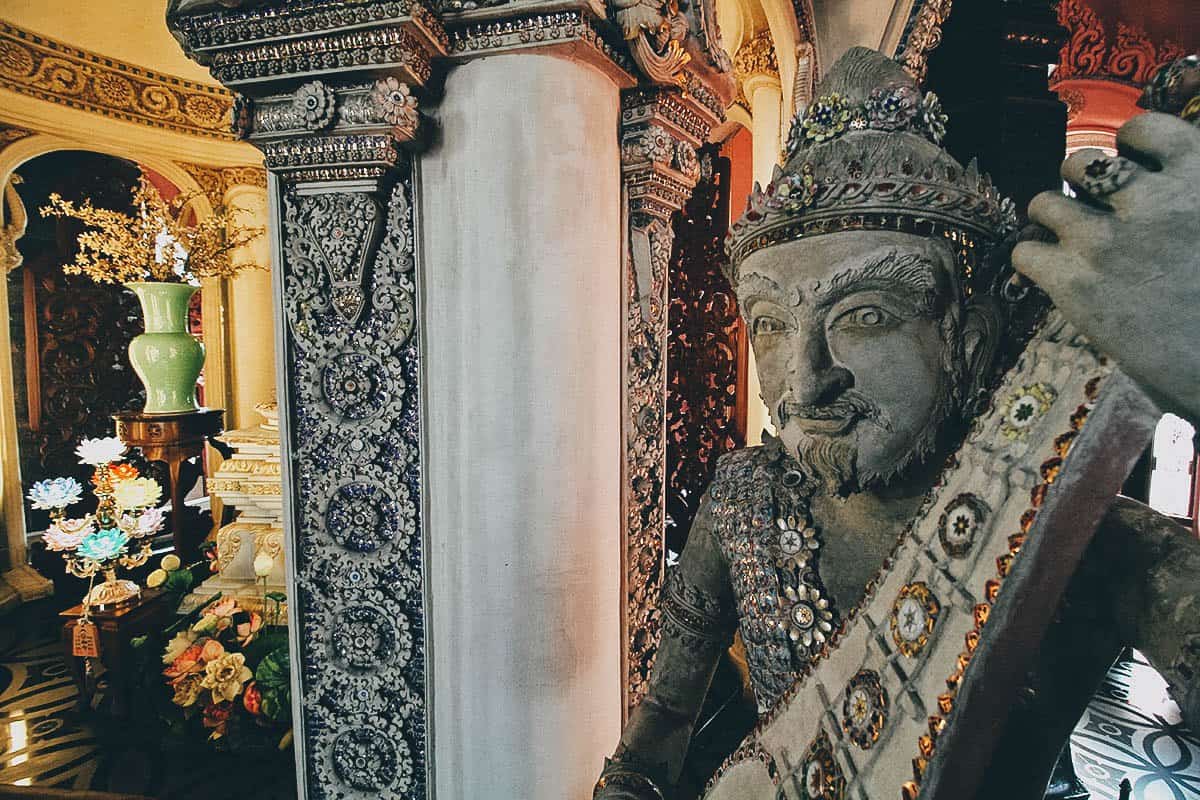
[0,20,235,141]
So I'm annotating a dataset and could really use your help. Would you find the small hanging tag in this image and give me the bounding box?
[73,620,100,658]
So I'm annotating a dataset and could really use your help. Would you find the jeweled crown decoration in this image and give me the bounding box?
[726,47,1019,294]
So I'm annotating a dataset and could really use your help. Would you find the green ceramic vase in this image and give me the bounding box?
[126,282,204,414]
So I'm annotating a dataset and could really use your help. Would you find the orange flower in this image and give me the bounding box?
[243,680,263,716]
[110,463,139,481]
[163,643,205,681]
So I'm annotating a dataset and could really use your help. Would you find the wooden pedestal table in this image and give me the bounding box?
[114,409,225,563]
[60,589,172,716]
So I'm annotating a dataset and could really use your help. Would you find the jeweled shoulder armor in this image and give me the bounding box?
[708,441,836,713]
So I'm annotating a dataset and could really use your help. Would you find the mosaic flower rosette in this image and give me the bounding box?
[704,310,1126,800]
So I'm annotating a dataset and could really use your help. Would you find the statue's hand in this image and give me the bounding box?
[1012,112,1200,420]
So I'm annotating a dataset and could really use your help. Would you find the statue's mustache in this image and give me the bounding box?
[779,392,891,432]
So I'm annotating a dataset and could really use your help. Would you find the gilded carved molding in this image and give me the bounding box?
[0,20,235,140]
[897,0,954,85]
[733,30,779,82]
[613,0,732,86]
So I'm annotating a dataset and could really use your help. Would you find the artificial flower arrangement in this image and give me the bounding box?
[30,436,166,607]
[128,555,291,753]
[39,174,264,285]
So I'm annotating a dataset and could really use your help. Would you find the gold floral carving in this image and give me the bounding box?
[0,21,235,140]
[897,0,954,85]
[179,162,268,206]
[733,30,779,82]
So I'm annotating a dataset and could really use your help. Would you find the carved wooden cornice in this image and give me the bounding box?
[0,21,235,140]
[1053,0,1187,88]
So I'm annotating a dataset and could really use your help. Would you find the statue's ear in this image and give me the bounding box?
[963,295,1002,396]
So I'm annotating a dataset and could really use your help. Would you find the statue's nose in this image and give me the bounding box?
[787,327,854,407]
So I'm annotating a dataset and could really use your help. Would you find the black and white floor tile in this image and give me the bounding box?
[1072,650,1200,800]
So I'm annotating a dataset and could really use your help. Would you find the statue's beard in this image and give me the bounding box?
[793,367,963,496]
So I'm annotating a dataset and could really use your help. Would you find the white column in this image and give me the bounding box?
[744,74,783,445]
[420,54,622,799]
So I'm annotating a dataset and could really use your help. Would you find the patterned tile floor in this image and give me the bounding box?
[1072,650,1200,800]
[0,601,295,799]
[2,598,1198,799]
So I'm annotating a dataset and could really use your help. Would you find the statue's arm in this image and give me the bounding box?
[1095,496,1200,724]
[595,492,738,799]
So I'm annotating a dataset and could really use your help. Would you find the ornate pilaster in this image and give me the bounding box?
[619,57,729,711]
[170,4,444,798]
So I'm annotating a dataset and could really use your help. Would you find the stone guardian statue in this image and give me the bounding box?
[595,47,1200,800]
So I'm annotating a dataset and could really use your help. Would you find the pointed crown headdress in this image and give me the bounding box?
[725,48,1019,297]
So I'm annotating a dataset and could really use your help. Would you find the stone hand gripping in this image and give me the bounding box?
[1014,59,1200,421]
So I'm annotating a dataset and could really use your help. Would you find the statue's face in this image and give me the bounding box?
[737,231,974,492]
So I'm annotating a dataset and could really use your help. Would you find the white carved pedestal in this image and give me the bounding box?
[182,402,284,613]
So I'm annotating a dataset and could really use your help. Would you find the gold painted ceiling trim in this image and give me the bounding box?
[0,20,235,141]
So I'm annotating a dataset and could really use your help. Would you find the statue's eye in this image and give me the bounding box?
[753,316,788,336]
[833,306,897,330]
